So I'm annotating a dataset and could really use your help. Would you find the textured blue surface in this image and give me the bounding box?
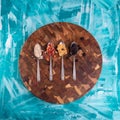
[0,0,120,120]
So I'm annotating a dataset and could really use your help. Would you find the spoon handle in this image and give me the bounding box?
[37,59,40,82]
[73,56,76,80]
[61,56,64,80]
[49,56,53,81]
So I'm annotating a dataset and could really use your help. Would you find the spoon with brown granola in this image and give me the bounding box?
[57,42,67,80]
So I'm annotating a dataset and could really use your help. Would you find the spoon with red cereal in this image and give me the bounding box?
[46,42,55,81]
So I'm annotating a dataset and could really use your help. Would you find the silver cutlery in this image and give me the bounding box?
[70,42,79,80]
[46,42,55,81]
[57,42,67,80]
[34,43,43,82]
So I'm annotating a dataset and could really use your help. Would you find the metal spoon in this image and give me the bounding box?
[70,42,79,80]
[73,55,76,80]
[61,55,64,80]
[46,42,55,81]
[34,43,43,82]
[49,55,53,81]
[57,42,67,80]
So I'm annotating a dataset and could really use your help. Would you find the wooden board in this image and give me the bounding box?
[19,22,102,104]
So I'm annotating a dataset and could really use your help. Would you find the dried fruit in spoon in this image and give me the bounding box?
[70,42,79,56]
[70,42,79,81]
[46,42,55,57]
[57,42,67,56]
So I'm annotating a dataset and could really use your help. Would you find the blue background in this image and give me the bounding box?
[0,0,120,119]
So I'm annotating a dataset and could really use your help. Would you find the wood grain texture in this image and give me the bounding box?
[19,22,102,104]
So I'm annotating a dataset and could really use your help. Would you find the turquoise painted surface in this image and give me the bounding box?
[0,0,120,119]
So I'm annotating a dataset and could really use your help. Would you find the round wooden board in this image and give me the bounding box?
[19,22,102,104]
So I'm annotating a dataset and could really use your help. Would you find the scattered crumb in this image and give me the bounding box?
[94,53,101,57]
[20,51,25,56]
[48,86,53,89]
[54,96,64,104]
[93,53,97,57]
[65,75,70,79]
[65,84,72,88]
[24,82,31,91]
[81,84,90,90]
[29,79,32,86]
[88,75,97,83]
[68,97,74,102]
[74,86,82,95]
[53,69,56,75]
[95,64,100,70]
[28,87,32,91]
[78,50,83,57]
